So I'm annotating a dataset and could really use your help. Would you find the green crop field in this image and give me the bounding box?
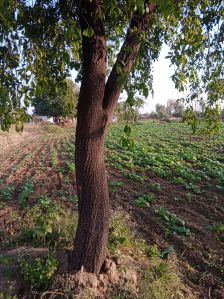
[0,122,223,298]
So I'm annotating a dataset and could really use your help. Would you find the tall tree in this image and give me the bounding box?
[0,0,223,274]
[32,79,79,121]
[156,103,168,119]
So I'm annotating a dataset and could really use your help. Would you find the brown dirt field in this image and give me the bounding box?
[108,168,224,299]
[0,127,223,298]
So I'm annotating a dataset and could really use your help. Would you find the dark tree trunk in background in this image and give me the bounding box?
[70,1,155,274]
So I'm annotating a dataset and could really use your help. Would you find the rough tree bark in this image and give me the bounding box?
[70,1,155,274]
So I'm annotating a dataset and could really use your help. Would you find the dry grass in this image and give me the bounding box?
[0,123,66,152]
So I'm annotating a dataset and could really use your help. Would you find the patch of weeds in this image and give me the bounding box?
[23,197,77,248]
[109,180,124,193]
[207,223,224,241]
[63,175,71,185]
[108,213,132,252]
[19,255,58,290]
[65,161,75,172]
[139,260,184,299]
[160,246,174,259]
[155,207,190,236]
[18,179,34,209]
[0,255,13,265]
[185,183,202,194]
[51,150,59,167]
[186,192,192,201]
[149,182,162,191]
[24,196,62,244]
[0,292,17,299]
[69,195,78,203]
[127,172,145,183]
[132,193,156,207]
[0,200,6,209]
[1,185,15,201]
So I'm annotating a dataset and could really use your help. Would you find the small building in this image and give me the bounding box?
[111,115,118,124]
[33,116,54,123]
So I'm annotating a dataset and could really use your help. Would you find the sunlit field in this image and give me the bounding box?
[0,122,223,298]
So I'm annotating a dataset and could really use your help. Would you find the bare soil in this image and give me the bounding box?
[108,168,224,299]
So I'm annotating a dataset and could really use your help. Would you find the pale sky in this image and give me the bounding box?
[142,44,186,113]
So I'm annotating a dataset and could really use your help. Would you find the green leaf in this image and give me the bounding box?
[124,124,131,136]
[83,27,94,38]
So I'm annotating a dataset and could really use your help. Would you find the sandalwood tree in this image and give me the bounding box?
[0,0,223,274]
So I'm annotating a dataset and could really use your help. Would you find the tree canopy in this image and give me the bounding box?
[32,78,79,119]
[0,0,223,131]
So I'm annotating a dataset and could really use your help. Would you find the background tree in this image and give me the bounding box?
[166,99,185,118]
[32,79,79,121]
[155,103,169,119]
[0,0,223,274]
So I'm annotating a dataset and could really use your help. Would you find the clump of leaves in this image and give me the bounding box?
[108,213,132,252]
[25,196,62,244]
[51,150,59,167]
[18,179,34,209]
[155,207,190,236]
[127,172,145,183]
[19,255,58,290]
[65,161,75,172]
[207,223,224,241]
[1,185,15,201]
[149,182,162,191]
[0,292,17,299]
[132,193,156,207]
[109,180,124,193]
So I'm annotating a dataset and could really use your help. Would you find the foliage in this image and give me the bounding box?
[207,223,224,241]
[19,255,58,290]
[166,99,185,118]
[32,79,79,119]
[155,207,191,236]
[132,193,156,207]
[18,179,34,209]
[155,104,169,120]
[25,196,62,244]
[107,123,224,193]
[0,0,223,131]
[0,185,15,201]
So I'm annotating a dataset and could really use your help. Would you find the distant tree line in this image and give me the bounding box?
[150,99,185,120]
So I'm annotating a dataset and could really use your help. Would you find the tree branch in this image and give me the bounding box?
[103,3,156,115]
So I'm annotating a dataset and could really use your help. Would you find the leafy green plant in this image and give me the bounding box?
[155,207,190,236]
[0,200,6,209]
[108,214,131,251]
[0,292,17,299]
[1,185,15,201]
[149,182,162,191]
[207,223,224,241]
[25,196,62,243]
[132,193,156,207]
[19,255,58,290]
[51,150,59,166]
[65,161,75,172]
[18,179,34,209]
[127,172,145,183]
[109,180,124,193]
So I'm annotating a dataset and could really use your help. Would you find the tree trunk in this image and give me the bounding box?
[70,1,155,275]
[71,106,109,274]
[70,1,109,274]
